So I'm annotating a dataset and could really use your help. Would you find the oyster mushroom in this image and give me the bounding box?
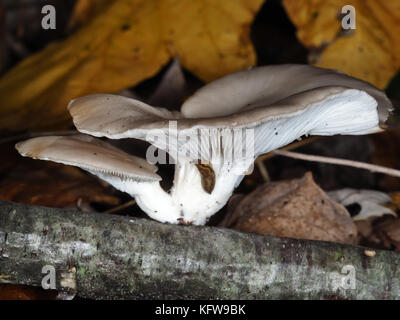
[16,65,393,225]
[15,135,183,223]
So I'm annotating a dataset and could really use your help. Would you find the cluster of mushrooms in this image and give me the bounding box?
[16,65,393,225]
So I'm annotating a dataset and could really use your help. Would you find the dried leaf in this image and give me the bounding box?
[328,188,397,221]
[283,0,400,89]
[374,217,400,251]
[227,172,357,244]
[354,219,374,240]
[0,147,120,209]
[0,0,264,131]
[390,192,400,211]
[195,163,216,194]
[0,284,58,300]
[219,194,245,227]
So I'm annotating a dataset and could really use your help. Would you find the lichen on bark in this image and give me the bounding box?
[0,200,399,299]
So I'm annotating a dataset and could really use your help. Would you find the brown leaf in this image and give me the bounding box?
[354,219,374,240]
[226,172,357,244]
[195,163,216,194]
[0,145,119,209]
[389,192,400,212]
[0,284,58,300]
[374,217,400,251]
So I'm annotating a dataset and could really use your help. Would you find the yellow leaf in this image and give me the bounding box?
[67,0,111,31]
[283,0,400,89]
[0,0,264,131]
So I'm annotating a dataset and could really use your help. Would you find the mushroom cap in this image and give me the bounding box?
[68,93,180,138]
[67,65,392,163]
[181,64,392,124]
[69,88,382,135]
[15,135,160,181]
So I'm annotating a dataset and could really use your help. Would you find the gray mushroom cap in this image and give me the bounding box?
[68,65,392,163]
[16,135,160,181]
[181,64,392,124]
[69,65,392,141]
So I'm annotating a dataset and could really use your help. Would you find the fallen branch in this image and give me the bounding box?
[272,149,400,179]
[0,201,399,299]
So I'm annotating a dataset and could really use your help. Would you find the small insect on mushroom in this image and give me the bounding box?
[16,65,393,225]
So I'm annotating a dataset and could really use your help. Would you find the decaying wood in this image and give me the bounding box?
[0,200,399,299]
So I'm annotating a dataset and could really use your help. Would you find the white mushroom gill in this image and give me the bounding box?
[16,65,393,226]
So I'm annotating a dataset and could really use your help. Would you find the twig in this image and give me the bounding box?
[4,33,30,58]
[272,149,400,178]
[257,136,319,161]
[103,200,136,214]
[255,158,270,182]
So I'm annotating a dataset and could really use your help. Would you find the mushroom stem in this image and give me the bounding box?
[94,162,246,225]
[133,182,181,223]
[170,161,247,225]
[91,171,181,223]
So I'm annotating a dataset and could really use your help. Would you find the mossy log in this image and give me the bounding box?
[0,200,399,299]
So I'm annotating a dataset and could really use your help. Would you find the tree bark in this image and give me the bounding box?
[0,200,399,299]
